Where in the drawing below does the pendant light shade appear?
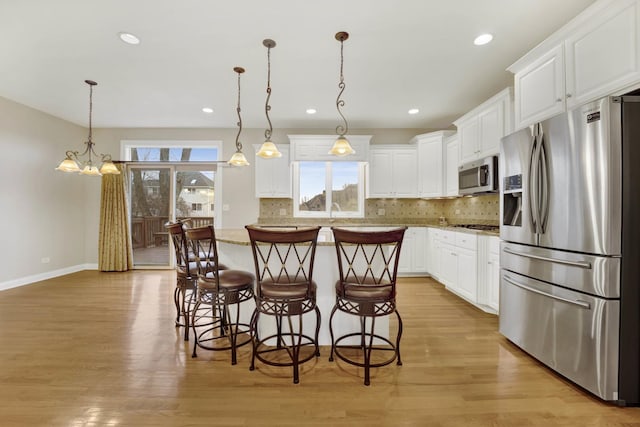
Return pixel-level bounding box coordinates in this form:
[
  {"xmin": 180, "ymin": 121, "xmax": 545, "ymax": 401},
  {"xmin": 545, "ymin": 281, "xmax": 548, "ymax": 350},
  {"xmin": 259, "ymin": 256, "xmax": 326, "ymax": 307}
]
[
  {"xmin": 228, "ymin": 67, "xmax": 250, "ymax": 167},
  {"xmin": 329, "ymin": 31, "xmax": 355, "ymax": 157},
  {"xmin": 256, "ymin": 39, "xmax": 282, "ymax": 159},
  {"xmin": 55, "ymin": 80, "xmax": 120, "ymax": 175}
]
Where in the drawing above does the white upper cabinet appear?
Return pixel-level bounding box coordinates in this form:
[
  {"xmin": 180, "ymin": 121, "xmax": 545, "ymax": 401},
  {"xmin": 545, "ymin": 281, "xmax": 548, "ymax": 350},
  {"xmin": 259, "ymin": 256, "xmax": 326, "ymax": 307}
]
[
  {"xmin": 510, "ymin": 0, "xmax": 640, "ymax": 130},
  {"xmin": 412, "ymin": 131, "xmax": 454, "ymax": 198},
  {"xmin": 513, "ymin": 44, "xmax": 565, "ymax": 128},
  {"xmin": 254, "ymin": 144, "xmax": 291, "ymax": 198},
  {"xmin": 367, "ymin": 145, "xmax": 418, "ymax": 198},
  {"xmin": 454, "ymin": 88, "xmax": 513, "ymax": 165},
  {"xmin": 445, "ymin": 134, "xmax": 459, "ymax": 197}
]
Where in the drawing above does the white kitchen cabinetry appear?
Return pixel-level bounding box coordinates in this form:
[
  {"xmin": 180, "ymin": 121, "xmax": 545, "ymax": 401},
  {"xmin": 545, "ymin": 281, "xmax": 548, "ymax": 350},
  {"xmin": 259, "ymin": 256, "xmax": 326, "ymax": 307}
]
[
  {"xmin": 445, "ymin": 134, "xmax": 459, "ymax": 197},
  {"xmin": 367, "ymin": 146, "xmax": 418, "ymax": 198},
  {"xmin": 477, "ymin": 235, "xmax": 500, "ymax": 314},
  {"xmin": 254, "ymin": 144, "xmax": 291, "ymax": 198},
  {"xmin": 426, "ymin": 228, "xmax": 442, "ymax": 280},
  {"xmin": 454, "ymin": 88, "xmax": 513, "ymax": 165},
  {"xmin": 510, "ymin": 0, "xmax": 640, "ymax": 130},
  {"xmin": 411, "ymin": 131, "xmax": 455, "ymax": 198},
  {"xmin": 398, "ymin": 227, "xmax": 427, "ymax": 275},
  {"xmin": 433, "ymin": 230, "xmax": 478, "ymax": 304}
]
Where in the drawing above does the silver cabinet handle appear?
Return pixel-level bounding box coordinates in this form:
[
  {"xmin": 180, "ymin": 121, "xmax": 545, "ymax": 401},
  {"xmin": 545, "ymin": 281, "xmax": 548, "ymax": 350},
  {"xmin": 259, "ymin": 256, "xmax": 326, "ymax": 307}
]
[
  {"xmin": 503, "ymin": 247, "xmax": 592, "ymax": 269},
  {"xmin": 556, "ymin": 98, "xmax": 562, "ymax": 102},
  {"xmin": 503, "ymin": 275, "xmax": 591, "ymax": 309},
  {"xmin": 566, "ymin": 93, "xmax": 572, "ymax": 98}
]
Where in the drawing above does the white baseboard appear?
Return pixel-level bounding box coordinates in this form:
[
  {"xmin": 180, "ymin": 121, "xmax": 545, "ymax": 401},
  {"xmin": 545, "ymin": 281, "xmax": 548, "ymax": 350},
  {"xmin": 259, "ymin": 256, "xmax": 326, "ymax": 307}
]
[{"xmin": 0, "ymin": 264, "xmax": 97, "ymax": 292}]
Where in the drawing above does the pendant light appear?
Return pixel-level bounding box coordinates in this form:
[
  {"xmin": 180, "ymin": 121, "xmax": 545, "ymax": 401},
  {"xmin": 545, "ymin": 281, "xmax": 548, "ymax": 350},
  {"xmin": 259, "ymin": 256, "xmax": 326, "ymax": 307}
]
[
  {"xmin": 256, "ymin": 39, "xmax": 282, "ymax": 159},
  {"xmin": 228, "ymin": 67, "xmax": 250, "ymax": 167},
  {"xmin": 329, "ymin": 31, "xmax": 355, "ymax": 156},
  {"xmin": 55, "ymin": 80, "xmax": 120, "ymax": 175}
]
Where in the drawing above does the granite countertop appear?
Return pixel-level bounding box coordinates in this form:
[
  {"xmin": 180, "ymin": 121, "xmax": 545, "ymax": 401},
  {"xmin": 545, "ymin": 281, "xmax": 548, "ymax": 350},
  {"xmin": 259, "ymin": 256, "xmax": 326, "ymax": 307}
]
[{"xmin": 216, "ymin": 224, "xmax": 499, "ymax": 246}]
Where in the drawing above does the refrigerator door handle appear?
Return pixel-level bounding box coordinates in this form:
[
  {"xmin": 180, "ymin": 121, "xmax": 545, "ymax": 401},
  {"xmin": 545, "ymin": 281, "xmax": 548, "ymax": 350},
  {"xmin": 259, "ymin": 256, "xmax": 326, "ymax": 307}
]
[
  {"xmin": 528, "ymin": 128, "xmax": 540, "ymax": 232},
  {"xmin": 503, "ymin": 275, "xmax": 592, "ymax": 309},
  {"xmin": 539, "ymin": 133, "xmax": 550, "ymax": 233},
  {"xmin": 503, "ymin": 246, "xmax": 593, "ymax": 269}
]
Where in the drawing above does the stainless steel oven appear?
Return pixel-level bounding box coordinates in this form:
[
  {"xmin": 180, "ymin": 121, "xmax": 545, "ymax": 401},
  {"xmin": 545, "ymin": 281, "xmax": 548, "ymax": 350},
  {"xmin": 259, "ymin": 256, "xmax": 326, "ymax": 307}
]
[{"xmin": 458, "ymin": 156, "xmax": 498, "ymax": 195}]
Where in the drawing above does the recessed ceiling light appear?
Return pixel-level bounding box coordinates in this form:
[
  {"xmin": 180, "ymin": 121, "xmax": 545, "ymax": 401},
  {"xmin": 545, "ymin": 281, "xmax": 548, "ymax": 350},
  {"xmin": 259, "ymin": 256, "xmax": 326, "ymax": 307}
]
[
  {"xmin": 474, "ymin": 33, "xmax": 493, "ymax": 46},
  {"xmin": 306, "ymin": 108, "xmax": 317, "ymax": 114},
  {"xmin": 408, "ymin": 108, "xmax": 420, "ymax": 115},
  {"xmin": 118, "ymin": 32, "xmax": 140, "ymax": 45},
  {"xmin": 202, "ymin": 107, "xmax": 214, "ymax": 114}
]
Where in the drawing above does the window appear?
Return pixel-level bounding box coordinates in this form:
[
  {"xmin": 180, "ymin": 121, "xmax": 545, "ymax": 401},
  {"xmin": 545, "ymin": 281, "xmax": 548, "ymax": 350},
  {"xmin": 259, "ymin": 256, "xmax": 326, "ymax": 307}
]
[
  {"xmin": 192, "ymin": 203, "xmax": 203, "ymax": 211},
  {"xmin": 293, "ymin": 161, "xmax": 364, "ymax": 218}
]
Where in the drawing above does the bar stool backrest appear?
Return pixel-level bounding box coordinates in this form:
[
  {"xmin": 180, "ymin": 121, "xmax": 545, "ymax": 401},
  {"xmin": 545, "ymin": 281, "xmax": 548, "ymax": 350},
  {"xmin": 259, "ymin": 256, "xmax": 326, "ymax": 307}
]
[
  {"xmin": 166, "ymin": 220, "xmax": 191, "ymax": 276},
  {"xmin": 245, "ymin": 226, "xmax": 321, "ymax": 297},
  {"xmin": 331, "ymin": 227, "xmax": 407, "ymax": 298},
  {"xmin": 185, "ymin": 225, "xmax": 221, "ymax": 284}
]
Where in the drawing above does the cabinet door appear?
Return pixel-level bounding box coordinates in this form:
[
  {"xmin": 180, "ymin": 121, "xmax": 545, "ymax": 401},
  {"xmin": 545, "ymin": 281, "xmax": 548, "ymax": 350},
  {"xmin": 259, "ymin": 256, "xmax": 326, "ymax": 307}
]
[
  {"xmin": 392, "ymin": 149, "xmax": 419, "ymax": 197},
  {"xmin": 445, "ymin": 136, "xmax": 459, "ymax": 196},
  {"xmin": 411, "ymin": 228, "xmax": 427, "ymax": 272},
  {"xmin": 368, "ymin": 149, "xmax": 393, "ymax": 197},
  {"xmin": 439, "ymin": 243, "xmax": 458, "ymax": 290},
  {"xmin": 488, "ymin": 251, "xmax": 500, "ymax": 312},
  {"xmin": 418, "ymin": 138, "xmax": 444, "ymax": 197},
  {"xmin": 456, "ymin": 247, "xmax": 477, "ymax": 303},
  {"xmin": 478, "ymin": 102, "xmax": 503, "ymax": 157},
  {"xmin": 514, "ymin": 44, "xmax": 565, "ymax": 130},
  {"xmin": 254, "ymin": 145, "xmax": 291, "ymax": 198},
  {"xmin": 565, "ymin": 0, "xmax": 640, "ymax": 109},
  {"xmin": 459, "ymin": 118, "xmax": 480, "ymax": 164},
  {"xmin": 398, "ymin": 229, "xmax": 415, "ymax": 273}
]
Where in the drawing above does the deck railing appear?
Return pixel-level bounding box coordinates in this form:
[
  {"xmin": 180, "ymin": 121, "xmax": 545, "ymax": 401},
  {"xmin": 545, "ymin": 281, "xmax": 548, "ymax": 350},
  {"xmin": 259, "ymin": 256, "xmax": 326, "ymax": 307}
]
[{"xmin": 131, "ymin": 216, "xmax": 213, "ymax": 249}]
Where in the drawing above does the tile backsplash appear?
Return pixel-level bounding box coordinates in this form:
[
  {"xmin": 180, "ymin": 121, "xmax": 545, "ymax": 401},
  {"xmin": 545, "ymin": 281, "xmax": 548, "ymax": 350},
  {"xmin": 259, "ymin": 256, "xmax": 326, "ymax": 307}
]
[{"xmin": 258, "ymin": 194, "xmax": 499, "ymax": 226}]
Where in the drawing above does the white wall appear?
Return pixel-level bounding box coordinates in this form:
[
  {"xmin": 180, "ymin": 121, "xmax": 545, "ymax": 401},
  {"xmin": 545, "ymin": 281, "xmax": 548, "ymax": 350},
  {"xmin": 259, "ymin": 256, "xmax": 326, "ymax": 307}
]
[{"xmin": 0, "ymin": 96, "xmax": 89, "ymax": 289}]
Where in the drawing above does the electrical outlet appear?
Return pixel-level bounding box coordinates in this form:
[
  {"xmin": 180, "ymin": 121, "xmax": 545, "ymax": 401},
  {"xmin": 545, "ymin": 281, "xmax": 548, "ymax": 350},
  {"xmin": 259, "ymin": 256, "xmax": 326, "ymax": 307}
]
[
  {"xmin": 223, "ymin": 204, "xmax": 230, "ymax": 211},
  {"xmin": 279, "ymin": 208, "xmax": 287, "ymax": 216},
  {"xmin": 41, "ymin": 257, "xmax": 50, "ymax": 264},
  {"xmin": 377, "ymin": 208, "xmax": 385, "ymax": 216}
]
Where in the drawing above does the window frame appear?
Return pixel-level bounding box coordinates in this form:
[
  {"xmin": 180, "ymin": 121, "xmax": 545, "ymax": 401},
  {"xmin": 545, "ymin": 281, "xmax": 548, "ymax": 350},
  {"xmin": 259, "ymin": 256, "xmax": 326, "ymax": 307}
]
[{"xmin": 292, "ymin": 161, "xmax": 365, "ymax": 219}]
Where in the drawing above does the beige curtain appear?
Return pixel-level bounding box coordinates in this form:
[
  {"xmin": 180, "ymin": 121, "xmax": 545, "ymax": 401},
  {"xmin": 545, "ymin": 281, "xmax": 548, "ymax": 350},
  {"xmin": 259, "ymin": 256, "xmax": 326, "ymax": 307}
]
[{"xmin": 99, "ymin": 163, "xmax": 133, "ymax": 271}]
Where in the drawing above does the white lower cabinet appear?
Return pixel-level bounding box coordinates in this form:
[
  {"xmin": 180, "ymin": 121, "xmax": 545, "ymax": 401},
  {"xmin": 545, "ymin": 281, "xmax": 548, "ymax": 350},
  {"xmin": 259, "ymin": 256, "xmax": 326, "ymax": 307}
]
[
  {"xmin": 398, "ymin": 227, "xmax": 427, "ymax": 275},
  {"xmin": 425, "ymin": 227, "xmax": 498, "ymax": 314},
  {"xmin": 476, "ymin": 235, "xmax": 500, "ymax": 314}
]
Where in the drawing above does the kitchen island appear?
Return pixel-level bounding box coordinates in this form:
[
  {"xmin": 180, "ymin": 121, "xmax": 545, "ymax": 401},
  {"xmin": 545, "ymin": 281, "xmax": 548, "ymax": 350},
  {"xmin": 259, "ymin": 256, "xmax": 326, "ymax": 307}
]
[{"xmin": 215, "ymin": 228, "xmax": 390, "ymax": 345}]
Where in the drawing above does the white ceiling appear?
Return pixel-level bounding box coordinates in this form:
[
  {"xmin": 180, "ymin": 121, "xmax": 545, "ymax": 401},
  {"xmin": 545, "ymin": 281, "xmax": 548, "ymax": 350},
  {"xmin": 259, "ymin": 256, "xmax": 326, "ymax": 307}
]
[{"xmin": 0, "ymin": 0, "xmax": 595, "ymax": 130}]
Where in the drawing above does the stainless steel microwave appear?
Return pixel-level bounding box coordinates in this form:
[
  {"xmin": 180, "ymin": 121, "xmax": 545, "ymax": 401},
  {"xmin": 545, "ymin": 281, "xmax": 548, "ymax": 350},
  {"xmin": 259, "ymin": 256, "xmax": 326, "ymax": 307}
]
[{"xmin": 458, "ymin": 156, "xmax": 498, "ymax": 195}]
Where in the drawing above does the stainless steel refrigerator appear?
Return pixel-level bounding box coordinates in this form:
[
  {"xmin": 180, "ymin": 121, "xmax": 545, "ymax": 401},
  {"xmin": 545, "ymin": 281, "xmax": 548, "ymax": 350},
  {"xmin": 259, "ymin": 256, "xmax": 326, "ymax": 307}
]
[{"xmin": 499, "ymin": 95, "xmax": 640, "ymax": 405}]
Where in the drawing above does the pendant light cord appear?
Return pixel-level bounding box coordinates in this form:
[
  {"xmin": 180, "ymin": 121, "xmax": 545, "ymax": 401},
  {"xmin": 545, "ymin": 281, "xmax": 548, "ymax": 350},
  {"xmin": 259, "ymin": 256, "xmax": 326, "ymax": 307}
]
[
  {"xmin": 264, "ymin": 42, "xmax": 273, "ymax": 141},
  {"xmin": 235, "ymin": 69, "xmax": 243, "ymax": 151},
  {"xmin": 336, "ymin": 35, "xmax": 348, "ymax": 137}
]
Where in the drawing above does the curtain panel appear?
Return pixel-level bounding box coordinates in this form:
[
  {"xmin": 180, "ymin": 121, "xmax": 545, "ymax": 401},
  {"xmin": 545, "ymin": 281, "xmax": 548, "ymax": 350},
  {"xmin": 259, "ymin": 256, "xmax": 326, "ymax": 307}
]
[{"xmin": 99, "ymin": 164, "xmax": 133, "ymax": 271}]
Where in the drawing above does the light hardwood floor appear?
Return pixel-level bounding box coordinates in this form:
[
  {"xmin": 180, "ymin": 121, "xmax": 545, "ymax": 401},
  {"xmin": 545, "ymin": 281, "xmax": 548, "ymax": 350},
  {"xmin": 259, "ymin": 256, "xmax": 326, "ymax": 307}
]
[{"xmin": 0, "ymin": 271, "xmax": 638, "ymax": 426}]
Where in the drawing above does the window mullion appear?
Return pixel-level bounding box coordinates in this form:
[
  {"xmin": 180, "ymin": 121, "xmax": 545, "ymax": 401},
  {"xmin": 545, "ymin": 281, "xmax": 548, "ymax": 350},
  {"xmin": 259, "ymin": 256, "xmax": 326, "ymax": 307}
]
[{"xmin": 325, "ymin": 162, "xmax": 332, "ymax": 215}]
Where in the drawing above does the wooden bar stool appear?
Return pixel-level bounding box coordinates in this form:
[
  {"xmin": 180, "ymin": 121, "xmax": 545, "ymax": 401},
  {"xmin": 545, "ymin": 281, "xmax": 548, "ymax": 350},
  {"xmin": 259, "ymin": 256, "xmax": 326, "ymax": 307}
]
[
  {"xmin": 185, "ymin": 225, "xmax": 254, "ymax": 365},
  {"xmin": 329, "ymin": 227, "xmax": 407, "ymax": 385},
  {"xmin": 245, "ymin": 225, "xmax": 321, "ymax": 384}
]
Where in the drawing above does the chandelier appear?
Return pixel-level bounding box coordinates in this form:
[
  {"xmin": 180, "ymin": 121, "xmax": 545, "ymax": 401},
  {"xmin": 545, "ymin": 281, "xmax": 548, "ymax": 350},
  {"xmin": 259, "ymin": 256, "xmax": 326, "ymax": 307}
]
[
  {"xmin": 329, "ymin": 31, "xmax": 355, "ymax": 156},
  {"xmin": 55, "ymin": 80, "xmax": 120, "ymax": 176},
  {"xmin": 256, "ymin": 39, "xmax": 282, "ymax": 159},
  {"xmin": 228, "ymin": 66, "xmax": 250, "ymax": 166}
]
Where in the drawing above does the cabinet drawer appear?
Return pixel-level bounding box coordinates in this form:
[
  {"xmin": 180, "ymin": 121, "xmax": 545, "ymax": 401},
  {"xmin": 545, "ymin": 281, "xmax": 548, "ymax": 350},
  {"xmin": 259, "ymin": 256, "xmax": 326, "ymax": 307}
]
[
  {"xmin": 440, "ymin": 230, "xmax": 456, "ymax": 244},
  {"xmin": 455, "ymin": 232, "xmax": 477, "ymax": 250}
]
